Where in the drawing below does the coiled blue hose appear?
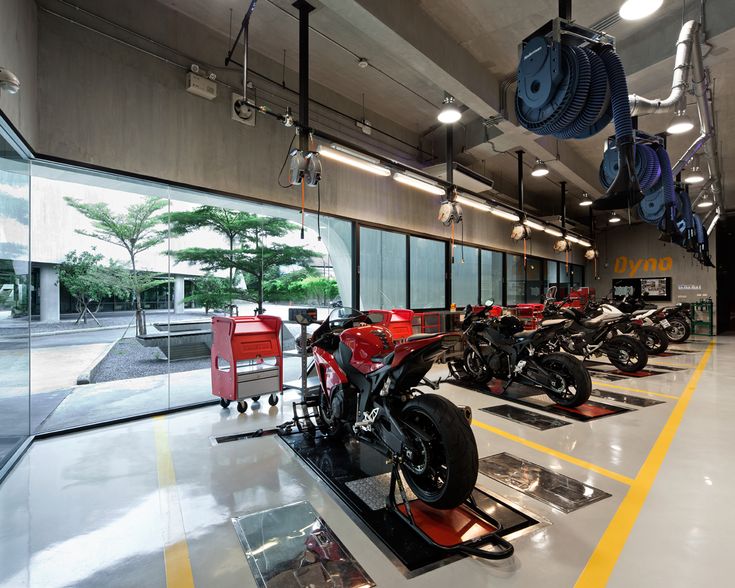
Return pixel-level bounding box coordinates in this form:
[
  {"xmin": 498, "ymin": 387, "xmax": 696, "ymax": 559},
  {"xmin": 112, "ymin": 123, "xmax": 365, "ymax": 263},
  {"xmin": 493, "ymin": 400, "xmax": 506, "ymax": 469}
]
[{"xmin": 600, "ymin": 143, "xmax": 661, "ymax": 192}]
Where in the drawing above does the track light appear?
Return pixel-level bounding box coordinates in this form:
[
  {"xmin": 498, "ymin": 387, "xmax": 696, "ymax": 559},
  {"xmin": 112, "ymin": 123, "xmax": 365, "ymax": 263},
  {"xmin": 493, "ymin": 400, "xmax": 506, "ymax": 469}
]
[
  {"xmin": 0, "ymin": 67, "xmax": 20, "ymax": 94},
  {"xmin": 697, "ymin": 190, "xmax": 714, "ymax": 208},
  {"xmin": 455, "ymin": 194, "xmax": 492, "ymax": 211},
  {"xmin": 684, "ymin": 162, "xmax": 705, "ymax": 185},
  {"xmin": 544, "ymin": 227, "xmax": 563, "ymax": 237},
  {"xmin": 317, "ymin": 145, "xmax": 391, "ymax": 176},
  {"xmin": 531, "ymin": 159, "xmax": 549, "ymax": 177},
  {"xmin": 437, "ymin": 94, "xmax": 461, "ymax": 124},
  {"xmin": 579, "ymin": 193, "xmax": 593, "ymax": 206},
  {"xmin": 619, "ymin": 0, "xmax": 663, "ymax": 21},
  {"xmin": 579, "ymin": 239, "xmax": 592, "ymax": 248},
  {"xmin": 490, "ymin": 207, "xmax": 520, "ymax": 222},
  {"xmin": 609, "ymin": 211, "xmax": 621, "ymax": 224},
  {"xmin": 523, "ymin": 218, "xmax": 546, "ymax": 231},
  {"xmin": 393, "ymin": 172, "xmax": 446, "ymax": 195}
]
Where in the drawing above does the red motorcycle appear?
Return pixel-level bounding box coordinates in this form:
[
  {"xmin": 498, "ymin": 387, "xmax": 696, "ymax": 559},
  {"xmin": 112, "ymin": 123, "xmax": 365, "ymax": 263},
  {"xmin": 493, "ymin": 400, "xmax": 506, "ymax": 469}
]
[{"xmin": 306, "ymin": 307, "xmax": 478, "ymax": 510}]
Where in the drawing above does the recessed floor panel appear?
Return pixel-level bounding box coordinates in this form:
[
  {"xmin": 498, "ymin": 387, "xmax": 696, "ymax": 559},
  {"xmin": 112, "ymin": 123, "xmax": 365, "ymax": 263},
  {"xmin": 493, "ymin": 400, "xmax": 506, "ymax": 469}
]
[
  {"xmin": 480, "ymin": 404, "xmax": 571, "ymax": 430},
  {"xmin": 233, "ymin": 500, "xmax": 375, "ymax": 588},
  {"xmin": 590, "ymin": 388, "xmax": 665, "ymax": 407},
  {"xmin": 478, "ymin": 453, "xmax": 612, "ymax": 513}
]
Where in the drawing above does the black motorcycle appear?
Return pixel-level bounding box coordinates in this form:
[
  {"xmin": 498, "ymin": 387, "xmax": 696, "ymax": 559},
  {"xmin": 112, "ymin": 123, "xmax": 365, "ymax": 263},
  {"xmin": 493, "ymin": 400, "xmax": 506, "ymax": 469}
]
[
  {"xmin": 448, "ymin": 304, "xmax": 591, "ymax": 408},
  {"xmin": 609, "ymin": 294, "xmax": 691, "ymax": 343},
  {"xmin": 542, "ymin": 300, "xmax": 649, "ymax": 373}
]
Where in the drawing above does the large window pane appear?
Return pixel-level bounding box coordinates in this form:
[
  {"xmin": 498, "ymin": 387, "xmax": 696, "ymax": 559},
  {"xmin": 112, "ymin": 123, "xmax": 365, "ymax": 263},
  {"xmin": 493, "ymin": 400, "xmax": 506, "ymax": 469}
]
[
  {"xmin": 410, "ymin": 236, "xmax": 445, "ymax": 309},
  {"xmin": 451, "ymin": 246, "xmax": 478, "ymax": 308},
  {"xmin": 526, "ymin": 257, "xmax": 544, "ymax": 303},
  {"xmin": 0, "ymin": 135, "xmax": 30, "ymax": 467},
  {"xmin": 359, "ymin": 227, "xmax": 406, "ymax": 309},
  {"xmin": 30, "ymin": 163, "xmax": 171, "ymax": 432},
  {"xmin": 480, "ymin": 250, "xmax": 503, "ymax": 305},
  {"xmin": 506, "ymin": 254, "xmax": 525, "ymax": 305}
]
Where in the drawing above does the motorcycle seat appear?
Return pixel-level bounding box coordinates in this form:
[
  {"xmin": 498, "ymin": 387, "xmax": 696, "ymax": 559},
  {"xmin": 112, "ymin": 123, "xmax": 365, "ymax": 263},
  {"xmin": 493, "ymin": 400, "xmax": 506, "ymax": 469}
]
[
  {"xmin": 541, "ymin": 318, "xmax": 566, "ymax": 326},
  {"xmin": 406, "ymin": 333, "xmax": 436, "ymax": 341},
  {"xmin": 513, "ymin": 329, "xmax": 536, "ymax": 339}
]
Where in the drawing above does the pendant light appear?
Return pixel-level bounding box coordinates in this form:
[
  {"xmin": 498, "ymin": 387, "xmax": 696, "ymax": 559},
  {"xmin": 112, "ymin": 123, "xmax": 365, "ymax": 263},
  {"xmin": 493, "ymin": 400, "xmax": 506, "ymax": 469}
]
[
  {"xmin": 531, "ymin": 159, "xmax": 549, "ymax": 177},
  {"xmin": 437, "ymin": 94, "xmax": 461, "ymax": 124},
  {"xmin": 619, "ymin": 0, "xmax": 664, "ymax": 21},
  {"xmin": 579, "ymin": 192, "xmax": 593, "ymax": 206}
]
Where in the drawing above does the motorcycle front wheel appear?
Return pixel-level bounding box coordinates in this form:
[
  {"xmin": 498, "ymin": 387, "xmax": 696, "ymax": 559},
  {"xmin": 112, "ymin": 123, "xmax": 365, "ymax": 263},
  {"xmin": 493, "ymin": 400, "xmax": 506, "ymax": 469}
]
[
  {"xmin": 606, "ymin": 335, "xmax": 648, "ymax": 372},
  {"xmin": 638, "ymin": 326, "xmax": 669, "ymax": 354},
  {"xmin": 400, "ymin": 394, "xmax": 478, "ymax": 510},
  {"xmin": 665, "ymin": 318, "xmax": 691, "ymax": 343},
  {"xmin": 463, "ymin": 348, "xmax": 492, "ymax": 384},
  {"xmin": 539, "ymin": 353, "xmax": 591, "ymax": 407}
]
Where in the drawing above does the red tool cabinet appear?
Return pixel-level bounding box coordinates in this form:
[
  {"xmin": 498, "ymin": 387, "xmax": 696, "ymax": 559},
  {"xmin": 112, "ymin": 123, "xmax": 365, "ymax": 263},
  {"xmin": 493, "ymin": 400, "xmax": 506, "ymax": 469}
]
[
  {"xmin": 388, "ymin": 308, "xmax": 415, "ymax": 341},
  {"xmin": 211, "ymin": 315, "xmax": 283, "ymax": 413}
]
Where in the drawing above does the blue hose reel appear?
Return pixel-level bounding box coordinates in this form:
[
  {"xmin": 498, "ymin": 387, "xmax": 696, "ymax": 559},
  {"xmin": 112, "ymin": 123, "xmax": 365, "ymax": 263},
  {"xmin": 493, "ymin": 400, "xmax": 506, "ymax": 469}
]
[{"xmin": 516, "ymin": 25, "xmax": 643, "ymax": 210}]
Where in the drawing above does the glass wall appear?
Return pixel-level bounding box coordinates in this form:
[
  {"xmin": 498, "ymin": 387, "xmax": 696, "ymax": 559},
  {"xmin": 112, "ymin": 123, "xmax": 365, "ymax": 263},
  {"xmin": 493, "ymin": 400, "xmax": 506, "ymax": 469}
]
[
  {"xmin": 410, "ymin": 236, "xmax": 445, "ymax": 309},
  {"xmin": 525, "ymin": 257, "xmax": 545, "ymax": 303},
  {"xmin": 359, "ymin": 227, "xmax": 406, "ymax": 309},
  {"xmin": 451, "ymin": 245, "xmax": 478, "ymax": 308},
  {"xmin": 480, "ymin": 250, "xmax": 503, "ymax": 305},
  {"xmin": 506, "ymin": 253, "xmax": 525, "ymax": 305},
  {"xmin": 27, "ymin": 162, "xmax": 353, "ymax": 432},
  {"xmin": 0, "ymin": 132, "xmax": 30, "ymax": 468}
]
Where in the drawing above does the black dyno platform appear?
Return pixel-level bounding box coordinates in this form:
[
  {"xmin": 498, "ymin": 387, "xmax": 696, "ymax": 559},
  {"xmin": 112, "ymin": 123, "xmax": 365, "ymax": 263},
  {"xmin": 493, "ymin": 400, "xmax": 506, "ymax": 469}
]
[
  {"xmin": 279, "ymin": 431, "xmax": 539, "ymax": 574},
  {"xmin": 448, "ymin": 378, "xmax": 633, "ymax": 422},
  {"xmin": 591, "ymin": 388, "xmax": 665, "ymax": 407},
  {"xmin": 480, "ymin": 404, "xmax": 571, "ymax": 430}
]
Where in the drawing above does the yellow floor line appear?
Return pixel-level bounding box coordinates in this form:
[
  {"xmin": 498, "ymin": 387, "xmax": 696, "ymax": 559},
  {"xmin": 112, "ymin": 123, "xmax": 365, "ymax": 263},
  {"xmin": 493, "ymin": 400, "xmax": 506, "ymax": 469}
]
[
  {"xmin": 575, "ymin": 340, "xmax": 715, "ymax": 587},
  {"xmin": 591, "ymin": 381, "xmax": 680, "ymax": 400},
  {"xmin": 471, "ymin": 419, "xmax": 634, "ymax": 486},
  {"xmin": 154, "ymin": 416, "xmax": 196, "ymax": 588}
]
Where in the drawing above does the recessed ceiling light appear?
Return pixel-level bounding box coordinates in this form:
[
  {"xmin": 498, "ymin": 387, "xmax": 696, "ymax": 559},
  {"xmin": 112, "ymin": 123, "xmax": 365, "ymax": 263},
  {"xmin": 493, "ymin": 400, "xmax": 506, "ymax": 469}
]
[{"xmin": 609, "ymin": 211, "xmax": 622, "ymax": 224}]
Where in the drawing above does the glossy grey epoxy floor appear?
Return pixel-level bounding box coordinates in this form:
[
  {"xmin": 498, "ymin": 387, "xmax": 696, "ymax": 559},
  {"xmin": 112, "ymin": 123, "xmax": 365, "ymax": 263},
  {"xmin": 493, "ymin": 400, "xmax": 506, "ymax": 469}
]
[{"xmin": 0, "ymin": 337, "xmax": 732, "ymax": 587}]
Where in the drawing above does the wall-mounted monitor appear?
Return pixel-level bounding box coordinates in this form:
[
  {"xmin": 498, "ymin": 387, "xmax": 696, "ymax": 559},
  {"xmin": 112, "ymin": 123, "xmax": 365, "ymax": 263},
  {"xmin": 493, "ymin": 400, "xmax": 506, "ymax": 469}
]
[{"xmin": 612, "ymin": 277, "xmax": 672, "ymax": 301}]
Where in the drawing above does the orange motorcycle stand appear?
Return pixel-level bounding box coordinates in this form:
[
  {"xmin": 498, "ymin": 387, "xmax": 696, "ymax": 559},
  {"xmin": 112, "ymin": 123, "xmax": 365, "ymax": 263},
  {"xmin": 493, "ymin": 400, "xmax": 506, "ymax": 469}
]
[{"xmin": 387, "ymin": 459, "xmax": 514, "ymax": 560}]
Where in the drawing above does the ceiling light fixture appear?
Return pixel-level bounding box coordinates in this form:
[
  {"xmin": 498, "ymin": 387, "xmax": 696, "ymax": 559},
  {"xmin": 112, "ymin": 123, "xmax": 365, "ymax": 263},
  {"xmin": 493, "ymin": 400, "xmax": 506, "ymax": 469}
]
[
  {"xmin": 523, "ymin": 218, "xmax": 546, "ymax": 231},
  {"xmin": 696, "ymin": 190, "xmax": 714, "ymax": 208},
  {"xmin": 455, "ymin": 193, "xmax": 492, "ymax": 211},
  {"xmin": 490, "ymin": 207, "xmax": 521, "ymax": 222},
  {"xmin": 666, "ymin": 108, "xmax": 695, "ymax": 135},
  {"xmin": 544, "ymin": 227, "xmax": 563, "ymax": 237},
  {"xmin": 579, "ymin": 239, "xmax": 592, "ymax": 248},
  {"xmin": 565, "ymin": 234, "xmax": 582, "ymax": 245},
  {"xmin": 318, "ymin": 145, "xmax": 391, "ymax": 176},
  {"xmin": 619, "ymin": 0, "xmax": 664, "ymax": 21},
  {"xmin": 393, "ymin": 172, "xmax": 446, "ymax": 195},
  {"xmin": 579, "ymin": 192, "xmax": 594, "ymax": 206},
  {"xmin": 0, "ymin": 67, "xmax": 20, "ymax": 94},
  {"xmin": 437, "ymin": 94, "xmax": 461, "ymax": 124},
  {"xmin": 706, "ymin": 211, "xmax": 720, "ymax": 236},
  {"xmin": 609, "ymin": 211, "xmax": 622, "ymax": 224},
  {"xmin": 684, "ymin": 162, "xmax": 705, "ymax": 185},
  {"xmin": 531, "ymin": 159, "xmax": 549, "ymax": 177}
]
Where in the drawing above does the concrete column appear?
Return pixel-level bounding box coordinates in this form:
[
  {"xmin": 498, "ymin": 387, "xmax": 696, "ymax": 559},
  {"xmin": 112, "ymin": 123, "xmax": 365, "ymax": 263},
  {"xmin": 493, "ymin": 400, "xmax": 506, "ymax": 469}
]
[
  {"xmin": 173, "ymin": 275, "xmax": 185, "ymax": 314},
  {"xmin": 39, "ymin": 264, "xmax": 60, "ymax": 323}
]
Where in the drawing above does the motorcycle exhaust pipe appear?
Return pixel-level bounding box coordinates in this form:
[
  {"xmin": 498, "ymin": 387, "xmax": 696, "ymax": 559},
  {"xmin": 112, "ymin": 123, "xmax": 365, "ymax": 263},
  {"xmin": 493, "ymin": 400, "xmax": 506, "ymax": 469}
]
[{"xmin": 458, "ymin": 405, "xmax": 473, "ymax": 423}]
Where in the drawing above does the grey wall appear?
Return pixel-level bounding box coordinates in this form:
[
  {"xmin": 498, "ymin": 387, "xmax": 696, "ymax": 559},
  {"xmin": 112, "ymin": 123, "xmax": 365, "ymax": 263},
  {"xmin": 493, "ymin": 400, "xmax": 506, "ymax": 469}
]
[
  {"xmin": 597, "ymin": 223, "xmax": 716, "ymax": 325},
  {"xmin": 0, "ymin": 0, "xmax": 38, "ymax": 145},
  {"xmin": 35, "ymin": 0, "xmax": 587, "ymax": 268}
]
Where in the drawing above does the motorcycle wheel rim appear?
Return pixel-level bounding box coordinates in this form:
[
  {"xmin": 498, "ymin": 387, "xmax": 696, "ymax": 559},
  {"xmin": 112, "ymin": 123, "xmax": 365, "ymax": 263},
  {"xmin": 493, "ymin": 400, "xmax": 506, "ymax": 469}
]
[
  {"xmin": 668, "ymin": 322, "xmax": 685, "ymax": 339},
  {"xmin": 401, "ymin": 412, "xmax": 447, "ymax": 496},
  {"xmin": 544, "ymin": 361, "xmax": 578, "ymax": 402},
  {"xmin": 465, "ymin": 350, "xmax": 486, "ymax": 379}
]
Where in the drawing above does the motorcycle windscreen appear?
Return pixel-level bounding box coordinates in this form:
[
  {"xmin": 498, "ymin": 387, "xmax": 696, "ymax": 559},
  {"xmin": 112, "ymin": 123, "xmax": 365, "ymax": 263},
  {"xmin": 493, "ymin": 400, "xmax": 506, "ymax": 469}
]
[{"xmin": 233, "ymin": 500, "xmax": 375, "ymax": 588}]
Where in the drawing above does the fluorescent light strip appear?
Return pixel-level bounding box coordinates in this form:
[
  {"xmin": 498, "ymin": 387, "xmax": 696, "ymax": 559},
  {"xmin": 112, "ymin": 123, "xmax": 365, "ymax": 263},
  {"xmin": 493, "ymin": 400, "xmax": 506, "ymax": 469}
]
[
  {"xmin": 707, "ymin": 213, "xmax": 720, "ymax": 236},
  {"xmin": 565, "ymin": 235, "xmax": 582, "ymax": 244},
  {"xmin": 456, "ymin": 194, "xmax": 492, "ymax": 211},
  {"xmin": 544, "ymin": 227, "xmax": 563, "ymax": 237},
  {"xmin": 579, "ymin": 239, "xmax": 592, "ymax": 248},
  {"xmin": 523, "ymin": 218, "xmax": 546, "ymax": 231},
  {"xmin": 491, "ymin": 207, "xmax": 520, "ymax": 222},
  {"xmin": 318, "ymin": 146, "xmax": 391, "ymax": 176},
  {"xmin": 393, "ymin": 172, "xmax": 446, "ymax": 195}
]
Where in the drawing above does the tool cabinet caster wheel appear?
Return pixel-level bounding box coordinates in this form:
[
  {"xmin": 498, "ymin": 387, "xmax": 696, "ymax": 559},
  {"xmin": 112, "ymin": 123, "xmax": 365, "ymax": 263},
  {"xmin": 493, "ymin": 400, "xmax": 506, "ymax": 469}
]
[
  {"xmin": 237, "ymin": 401, "xmax": 247, "ymax": 413},
  {"xmin": 268, "ymin": 394, "xmax": 279, "ymax": 406},
  {"xmin": 219, "ymin": 398, "xmax": 231, "ymax": 408},
  {"xmin": 251, "ymin": 396, "xmax": 261, "ymax": 402}
]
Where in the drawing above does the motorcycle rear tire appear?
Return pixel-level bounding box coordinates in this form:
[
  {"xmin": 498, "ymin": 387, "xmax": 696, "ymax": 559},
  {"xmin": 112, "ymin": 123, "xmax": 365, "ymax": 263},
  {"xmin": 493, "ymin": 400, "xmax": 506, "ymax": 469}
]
[
  {"xmin": 665, "ymin": 318, "xmax": 691, "ymax": 343},
  {"xmin": 639, "ymin": 326, "xmax": 669, "ymax": 354},
  {"xmin": 539, "ymin": 353, "xmax": 592, "ymax": 407},
  {"xmin": 400, "ymin": 394, "xmax": 478, "ymax": 510},
  {"xmin": 606, "ymin": 336, "xmax": 648, "ymax": 372}
]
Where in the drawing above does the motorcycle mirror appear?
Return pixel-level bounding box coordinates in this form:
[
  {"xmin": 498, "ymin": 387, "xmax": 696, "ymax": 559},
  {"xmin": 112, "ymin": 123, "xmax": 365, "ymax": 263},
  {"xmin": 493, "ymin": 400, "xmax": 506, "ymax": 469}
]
[{"xmin": 485, "ymin": 299, "xmax": 494, "ymax": 307}]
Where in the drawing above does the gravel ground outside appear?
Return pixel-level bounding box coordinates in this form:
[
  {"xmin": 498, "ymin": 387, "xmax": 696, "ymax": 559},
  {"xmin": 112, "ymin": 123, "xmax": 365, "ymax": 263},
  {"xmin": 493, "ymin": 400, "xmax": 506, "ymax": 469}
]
[
  {"xmin": 92, "ymin": 338, "xmax": 209, "ymax": 383},
  {"xmin": 31, "ymin": 310, "xmax": 213, "ymax": 334}
]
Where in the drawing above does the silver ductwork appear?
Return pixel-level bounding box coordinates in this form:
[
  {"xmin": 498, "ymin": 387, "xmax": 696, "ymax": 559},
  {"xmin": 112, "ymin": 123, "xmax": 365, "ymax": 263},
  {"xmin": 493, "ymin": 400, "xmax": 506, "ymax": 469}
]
[{"xmin": 628, "ymin": 19, "xmax": 724, "ymax": 214}]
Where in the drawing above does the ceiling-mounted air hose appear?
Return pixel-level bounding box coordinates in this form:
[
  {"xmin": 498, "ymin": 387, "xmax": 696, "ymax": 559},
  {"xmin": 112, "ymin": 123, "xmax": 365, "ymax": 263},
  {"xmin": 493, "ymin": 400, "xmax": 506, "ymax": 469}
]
[{"xmin": 692, "ymin": 214, "xmax": 714, "ymax": 267}]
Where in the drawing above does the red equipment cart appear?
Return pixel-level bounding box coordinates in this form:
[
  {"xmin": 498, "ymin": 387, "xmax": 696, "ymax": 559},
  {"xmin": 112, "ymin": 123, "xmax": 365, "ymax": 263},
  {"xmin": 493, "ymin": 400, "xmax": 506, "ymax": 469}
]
[{"xmin": 211, "ymin": 315, "xmax": 283, "ymax": 413}]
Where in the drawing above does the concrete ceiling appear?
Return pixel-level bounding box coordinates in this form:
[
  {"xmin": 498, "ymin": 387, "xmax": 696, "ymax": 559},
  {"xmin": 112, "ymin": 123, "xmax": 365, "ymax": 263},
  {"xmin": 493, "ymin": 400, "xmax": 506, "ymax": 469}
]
[{"xmin": 157, "ymin": 0, "xmax": 735, "ymax": 217}]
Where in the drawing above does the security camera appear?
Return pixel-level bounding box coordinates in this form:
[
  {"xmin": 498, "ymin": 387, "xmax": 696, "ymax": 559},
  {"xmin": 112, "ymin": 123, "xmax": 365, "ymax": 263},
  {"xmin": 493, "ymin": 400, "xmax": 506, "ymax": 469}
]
[{"xmin": 0, "ymin": 67, "xmax": 20, "ymax": 94}]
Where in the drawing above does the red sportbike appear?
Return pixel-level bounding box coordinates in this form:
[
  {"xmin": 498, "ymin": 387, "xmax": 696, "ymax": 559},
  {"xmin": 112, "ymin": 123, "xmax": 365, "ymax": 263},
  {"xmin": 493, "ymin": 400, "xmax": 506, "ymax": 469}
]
[{"xmin": 308, "ymin": 307, "xmax": 478, "ymax": 510}]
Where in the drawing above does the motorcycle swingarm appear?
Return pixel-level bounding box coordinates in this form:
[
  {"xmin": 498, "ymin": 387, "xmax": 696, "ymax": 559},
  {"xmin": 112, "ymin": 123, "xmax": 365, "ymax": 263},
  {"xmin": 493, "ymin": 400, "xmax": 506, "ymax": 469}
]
[{"xmin": 386, "ymin": 460, "xmax": 514, "ymax": 560}]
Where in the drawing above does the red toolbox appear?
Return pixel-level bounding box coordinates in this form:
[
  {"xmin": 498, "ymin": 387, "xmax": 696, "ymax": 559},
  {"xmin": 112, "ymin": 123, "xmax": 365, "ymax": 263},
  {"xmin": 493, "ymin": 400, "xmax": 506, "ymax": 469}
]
[
  {"xmin": 388, "ymin": 308, "xmax": 415, "ymax": 341},
  {"xmin": 211, "ymin": 315, "xmax": 283, "ymax": 413}
]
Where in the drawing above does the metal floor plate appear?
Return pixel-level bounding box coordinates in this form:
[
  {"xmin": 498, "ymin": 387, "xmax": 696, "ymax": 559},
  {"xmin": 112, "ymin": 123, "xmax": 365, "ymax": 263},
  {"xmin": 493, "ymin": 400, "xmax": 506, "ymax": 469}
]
[
  {"xmin": 346, "ymin": 472, "xmax": 417, "ymax": 511},
  {"xmin": 478, "ymin": 453, "xmax": 611, "ymax": 513},
  {"xmin": 232, "ymin": 500, "xmax": 375, "ymax": 588},
  {"xmin": 480, "ymin": 404, "xmax": 571, "ymax": 430},
  {"xmin": 590, "ymin": 388, "xmax": 665, "ymax": 407}
]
